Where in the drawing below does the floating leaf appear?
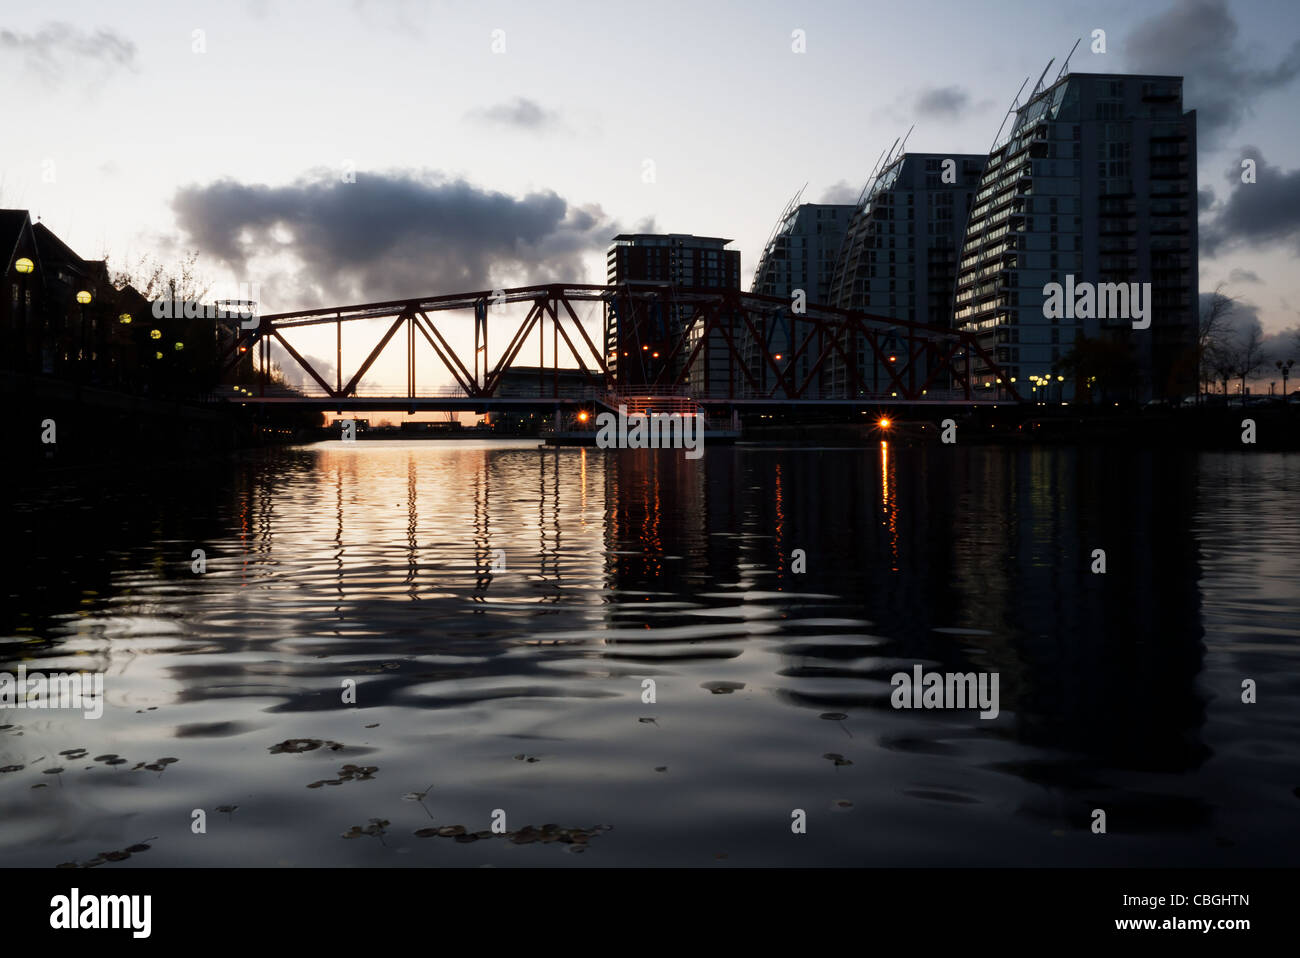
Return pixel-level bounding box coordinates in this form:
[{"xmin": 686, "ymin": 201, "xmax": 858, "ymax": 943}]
[
  {"xmin": 702, "ymin": 681, "xmax": 745, "ymax": 694},
  {"xmin": 269, "ymin": 738, "xmax": 343, "ymax": 754}
]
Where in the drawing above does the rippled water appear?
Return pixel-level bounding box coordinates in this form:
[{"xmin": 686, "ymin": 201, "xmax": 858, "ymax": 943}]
[{"xmin": 3, "ymin": 441, "xmax": 1297, "ymax": 866}]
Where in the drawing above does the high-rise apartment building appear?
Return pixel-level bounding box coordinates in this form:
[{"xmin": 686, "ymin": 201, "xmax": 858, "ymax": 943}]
[
  {"xmin": 824, "ymin": 152, "xmax": 985, "ymax": 396},
  {"xmin": 605, "ymin": 233, "xmax": 740, "ymax": 389},
  {"xmin": 954, "ymin": 73, "xmax": 1197, "ymax": 401},
  {"xmin": 745, "ymin": 200, "xmax": 855, "ymax": 394}
]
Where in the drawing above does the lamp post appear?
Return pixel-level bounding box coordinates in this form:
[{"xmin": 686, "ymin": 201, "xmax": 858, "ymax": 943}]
[
  {"xmin": 1277, "ymin": 359, "xmax": 1294, "ymax": 400},
  {"xmin": 15, "ymin": 257, "xmax": 33, "ymax": 371},
  {"xmin": 75, "ymin": 290, "xmax": 92, "ymax": 378}
]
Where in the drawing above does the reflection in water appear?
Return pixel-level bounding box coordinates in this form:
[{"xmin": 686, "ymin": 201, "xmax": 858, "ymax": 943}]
[
  {"xmin": 1, "ymin": 442, "xmax": 1297, "ymax": 867},
  {"xmin": 880, "ymin": 440, "xmax": 899, "ymax": 572}
]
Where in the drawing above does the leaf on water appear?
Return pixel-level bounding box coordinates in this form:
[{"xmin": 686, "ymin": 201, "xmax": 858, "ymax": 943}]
[
  {"xmin": 0, "ymin": 765, "xmax": 23, "ymax": 773},
  {"xmin": 269, "ymin": 738, "xmax": 344, "ymax": 754},
  {"xmin": 819, "ymin": 713, "xmax": 848, "ymax": 721},
  {"xmin": 157, "ymin": 758, "xmax": 178, "ymax": 765},
  {"xmin": 701, "ymin": 681, "xmax": 745, "ymax": 694},
  {"xmin": 216, "ymin": 806, "xmax": 238, "ymax": 814}
]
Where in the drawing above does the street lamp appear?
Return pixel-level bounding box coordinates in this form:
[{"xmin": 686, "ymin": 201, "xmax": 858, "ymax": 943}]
[
  {"xmin": 15, "ymin": 258, "xmax": 33, "ymax": 371},
  {"xmin": 76, "ymin": 290, "xmax": 92, "ymax": 372},
  {"xmin": 1277, "ymin": 359, "xmax": 1294, "ymax": 400}
]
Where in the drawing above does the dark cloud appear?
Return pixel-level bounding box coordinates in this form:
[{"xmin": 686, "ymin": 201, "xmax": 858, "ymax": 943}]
[
  {"xmin": 0, "ymin": 23, "xmax": 136, "ymax": 80},
  {"xmin": 1198, "ymin": 188, "xmax": 1215, "ymax": 212},
  {"xmin": 1200, "ymin": 148, "xmax": 1300, "ymax": 255},
  {"xmin": 1228, "ymin": 267, "xmax": 1262, "ymax": 284},
  {"xmin": 914, "ymin": 86, "xmax": 970, "ymax": 119},
  {"xmin": 1123, "ymin": 0, "xmax": 1300, "ymax": 147},
  {"xmin": 1260, "ymin": 326, "xmax": 1300, "ymax": 366},
  {"xmin": 1197, "ymin": 295, "xmax": 1298, "ymax": 375},
  {"xmin": 465, "ymin": 97, "xmax": 560, "ymax": 131},
  {"xmin": 171, "ymin": 170, "xmax": 616, "ymax": 306},
  {"xmin": 818, "ymin": 180, "xmax": 860, "ymax": 205}
]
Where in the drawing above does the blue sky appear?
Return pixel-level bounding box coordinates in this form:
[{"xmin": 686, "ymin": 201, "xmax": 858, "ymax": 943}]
[{"xmin": 4, "ymin": 0, "xmax": 1299, "ymax": 389}]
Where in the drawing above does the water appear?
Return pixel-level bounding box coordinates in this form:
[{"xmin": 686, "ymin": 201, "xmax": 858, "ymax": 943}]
[{"xmin": 3, "ymin": 441, "xmax": 1297, "ymax": 867}]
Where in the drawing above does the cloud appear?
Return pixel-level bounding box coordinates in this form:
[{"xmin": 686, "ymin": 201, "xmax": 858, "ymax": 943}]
[
  {"xmin": 1260, "ymin": 326, "xmax": 1300, "ymax": 367},
  {"xmin": 171, "ymin": 169, "xmax": 618, "ymax": 307},
  {"xmin": 465, "ymin": 97, "xmax": 561, "ymax": 131},
  {"xmin": 1200, "ymin": 148, "xmax": 1300, "ymax": 255},
  {"xmin": 914, "ymin": 86, "xmax": 971, "ymax": 119},
  {"xmin": 817, "ymin": 180, "xmax": 860, "ymax": 205},
  {"xmin": 1123, "ymin": 0, "xmax": 1300, "ymax": 147},
  {"xmin": 1228, "ymin": 267, "xmax": 1262, "ymax": 284},
  {"xmin": 0, "ymin": 23, "xmax": 136, "ymax": 82}
]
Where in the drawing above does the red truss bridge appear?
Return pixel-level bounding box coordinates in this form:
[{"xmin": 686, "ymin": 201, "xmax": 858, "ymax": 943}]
[{"xmin": 214, "ymin": 283, "xmax": 1022, "ymax": 411}]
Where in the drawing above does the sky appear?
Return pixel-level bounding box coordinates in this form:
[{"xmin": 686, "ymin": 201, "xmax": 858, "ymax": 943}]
[{"xmin": 3, "ymin": 0, "xmax": 1299, "ymax": 392}]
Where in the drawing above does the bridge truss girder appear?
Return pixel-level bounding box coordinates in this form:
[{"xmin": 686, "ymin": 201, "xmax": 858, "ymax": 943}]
[{"xmin": 216, "ymin": 283, "xmax": 1020, "ymax": 403}]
